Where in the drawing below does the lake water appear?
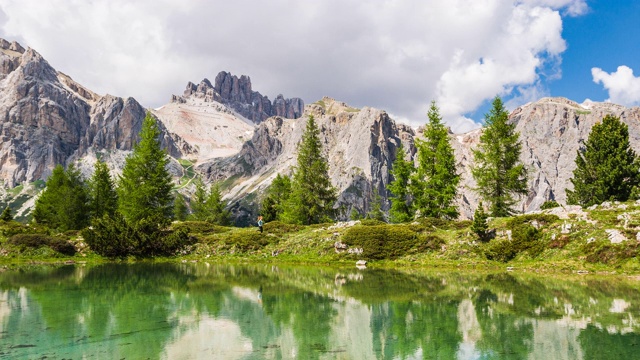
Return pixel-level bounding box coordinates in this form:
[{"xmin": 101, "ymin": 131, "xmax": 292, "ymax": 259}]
[{"xmin": 1, "ymin": 263, "xmax": 639, "ymax": 359}]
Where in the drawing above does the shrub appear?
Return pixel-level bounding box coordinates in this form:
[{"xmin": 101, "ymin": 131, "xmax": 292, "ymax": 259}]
[
  {"xmin": 483, "ymin": 224, "xmax": 543, "ymax": 262},
  {"xmin": 506, "ymin": 214, "xmax": 559, "ymax": 229},
  {"xmin": 1, "ymin": 221, "xmax": 51, "ymax": 237},
  {"xmin": 263, "ymin": 221, "xmax": 302, "ymax": 234},
  {"xmin": 582, "ymin": 240, "xmax": 639, "ymax": 264},
  {"xmin": 549, "ymin": 235, "xmax": 571, "ymax": 249},
  {"xmin": 8, "ymin": 234, "xmax": 76, "ymax": 256},
  {"xmin": 224, "ymin": 231, "xmax": 273, "ymax": 252},
  {"xmin": 342, "ymin": 225, "xmax": 425, "ymax": 260},
  {"xmin": 360, "ymin": 219, "xmax": 387, "ymax": 226},
  {"xmin": 173, "ymin": 221, "xmax": 231, "ymax": 235},
  {"xmin": 540, "ymin": 200, "xmax": 561, "ymax": 210}
]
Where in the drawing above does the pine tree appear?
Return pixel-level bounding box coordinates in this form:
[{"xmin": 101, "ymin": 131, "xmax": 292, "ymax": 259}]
[
  {"xmin": 411, "ymin": 101, "xmax": 460, "ymax": 219},
  {"xmin": 1, "ymin": 206, "xmax": 12, "ymax": 221},
  {"xmin": 173, "ymin": 193, "xmax": 189, "ymax": 221},
  {"xmin": 471, "ymin": 96, "xmax": 528, "ymax": 217},
  {"xmin": 471, "ymin": 201, "xmax": 489, "ymax": 241},
  {"xmin": 567, "ymin": 115, "xmax": 640, "ymax": 206},
  {"xmin": 118, "ymin": 112, "xmax": 174, "ymax": 226},
  {"xmin": 190, "ymin": 178, "xmax": 209, "ymax": 221},
  {"xmin": 388, "ymin": 143, "xmax": 415, "ymax": 223},
  {"xmin": 282, "ymin": 115, "xmax": 337, "ymax": 225},
  {"xmin": 88, "ymin": 160, "xmax": 118, "ymax": 219},
  {"xmin": 33, "ymin": 164, "xmax": 90, "ymax": 230},
  {"xmin": 367, "ymin": 188, "xmax": 386, "ymax": 222},
  {"xmin": 205, "ymin": 182, "xmax": 230, "ymax": 225},
  {"xmin": 261, "ymin": 173, "xmax": 291, "ymax": 222}
]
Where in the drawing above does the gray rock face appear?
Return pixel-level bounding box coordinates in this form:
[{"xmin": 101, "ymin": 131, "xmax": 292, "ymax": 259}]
[
  {"xmin": 0, "ymin": 38, "xmax": 190, "ymax": 187},
  {"xmin": 198, "ymin": 97, "xmax": 414, "ymax": 218},
  {"xmin": 179, "ymin": 71, "xmax": 304, "ymax": 123}
]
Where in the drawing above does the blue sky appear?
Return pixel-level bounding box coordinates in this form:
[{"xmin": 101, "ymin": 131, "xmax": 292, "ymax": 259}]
[{"xmin": 0, "ymin": 0, "xmax": 638, "ymax": 133}]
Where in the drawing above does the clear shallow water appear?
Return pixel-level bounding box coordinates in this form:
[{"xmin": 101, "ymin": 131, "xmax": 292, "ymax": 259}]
[{"xmin": 1, "ymin": 263, "xmax": 640, "ymax": 359}]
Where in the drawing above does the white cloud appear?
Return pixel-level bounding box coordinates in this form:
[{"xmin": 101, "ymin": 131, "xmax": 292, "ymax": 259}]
[
  {"xmin": 0, "ymin": 0, "xmax": 586, "ymax": 133},
  {"xmin": 592, "ymin": 66, "xmax": 640, "ymax": 107}
]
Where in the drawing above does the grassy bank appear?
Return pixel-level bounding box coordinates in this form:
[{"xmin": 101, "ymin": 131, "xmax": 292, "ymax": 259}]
[{"xmin": 1, "ymin": 201, "xmax": 640, "ymax": 275}]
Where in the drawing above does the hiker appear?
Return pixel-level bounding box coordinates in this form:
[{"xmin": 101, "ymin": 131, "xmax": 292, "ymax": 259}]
[{"xmin": 257, "ymin": 216, "xmax": 264, "ymax": 233}]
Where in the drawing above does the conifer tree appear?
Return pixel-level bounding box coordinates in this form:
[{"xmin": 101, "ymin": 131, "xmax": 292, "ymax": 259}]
[
  {"xmin": 33, "ymin": 164, "xmax": 90, "ymax": 230},
  {"xmin": 118, "ymin": 112, "xmax": 174, "ymax": 226},
  {"xmin": 411, "ymin": 101, "xmax": 460, "ymax": 219},
  {"xmin": 282, "ymin": 115, "xmax": 337, "ymax": 225},
  {"xmin": 1, "ymin": 206, "xmax": 12, "ymax": 222},
  {"xmin": 261, "ymin": 173, "xmax": 291, "ymax": 222},
  {"xmin": 367, "ymin": 188, "xmax": 386, "ymax": 222},
  {"xmin": 189, "ymin": 179, "xmax": 230, "ymax": 225},
  {"xmin": 472, "ymin": 96, "xmax": 528, "ymax": 217},
  {"xmin": 387, "ymin": 143, "xmax": 415, "ymax": 223},
  {"xmin": 567, "ymin": 115, "xmax": 640, "ymax": 206},
  {"xmin": 471, "ymin": 201, "xmax": 489, "ymax": 241},
  {"xmin": 88, "ymin": 160, "xmax": 118, "ymax": 219},
  {"xmin": 173, "ymin": 193, "xmax": 189, "ymax": 221}
]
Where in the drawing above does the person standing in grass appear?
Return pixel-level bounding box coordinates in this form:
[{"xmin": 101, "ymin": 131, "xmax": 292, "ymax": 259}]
[{"xmin": 257, "ymin": 216, "xmax": 264, "ymax": 234}]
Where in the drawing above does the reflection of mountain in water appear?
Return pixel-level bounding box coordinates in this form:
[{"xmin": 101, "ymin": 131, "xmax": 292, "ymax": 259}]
[{"xmin": 0, "ymin": 264, "xmax": 639, "ymax": 359}]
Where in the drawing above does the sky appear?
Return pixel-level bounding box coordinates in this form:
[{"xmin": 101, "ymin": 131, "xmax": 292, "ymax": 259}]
[{"xmin": 0, "ymin": 0, "xmax": 638, "ymax": 133}]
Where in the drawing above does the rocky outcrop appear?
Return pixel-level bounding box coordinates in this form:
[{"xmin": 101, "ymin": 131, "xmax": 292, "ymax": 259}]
[
  {"xmin": 178, "ymin": 71, "xmax": 304, "ymax": 123},
  {"xmin": 198, "ymin": 97, "xmax": 414, "ymax": 219},
  {"xmin": 0, "ymin": 38, "xmax": 190, "ymax": 187}
]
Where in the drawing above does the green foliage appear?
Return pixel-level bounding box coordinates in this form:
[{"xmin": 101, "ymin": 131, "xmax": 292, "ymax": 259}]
[
  {"xmin": 262, "ymin": 221, "xmax": 302, "ymax": 234},
  {"xmin": 411, "ymin": 101, "xmax": 460, "ymax": 219},
  {"xmin": 506, "ymin": 213, "xmax": 559, "ymax": 229},
  {"xmin": 282, "ymin": 115, "xmax": 337, "ymax": 224},
  {"xmin": 1, "ymin": 206, "xmax": 12, "ymax": 221},
  {"xmin": 33, "ymin": 164, "xmax": 90, "ymax": 231},
  {"xmin": 82, "ymin": 213, "xmax": 195, "ymax": 258},
  {"xmin": 471, "ymin": 202, "xmax": 489, "ymax": 241},
  {"xmin": 387, "ymin": 143, "xmax": 415, "ymax": 223},
  {"xmin": 0, "ymin": 221, "xmax": 50, "ymax": 237},
  {"xmin": 172, "ymin": 221, "xmax": 231, "ymax": 235},
  {"xmin": 366, "ymin": 188, "xmax": 386, "ymax": 222},
  {"xmin": 118, "ymin": 112, "xmax": 174, "ymax": 226},
  {"xmin": 484, "ymin": 224, "xmax": 542, "ymax": 262},
  {"xmin": 540, "ymin": 200, "xmax": 560, "ymax": 210},
  {"xmin": 88, "ymin": 160, "xmax": 118, "ymax": 219},
  {"xmin": 342, "ymin": 224, "xmax": 435, "ymax": 260},
  {"xmin": 472, "ymin": 96, "xmax": 528, "ymax": 217},
  {"xmin": 223, "ymin": 231, "xmax": 274, "ymax": 252},
  {"xmin": 567, "ymin": 115, "xmax": 640, "ymax": 206},
  {"xmin": 260, "ymin": 174, "xmax": 291, "ymax": 222},
  {"xmin": 8, "ymin": 234, "xmax": 76, "ymax": 256},
  {"xmin": 360, "ymin": 219, "xmax": 387, "ymax": 226},
  {"xmin": 349, "ymin": 208, "xmax": 363, "ymax": 220},
  {"xmin": 173, "ymin": 193, "xmax": 189, "ymax": 221},
  {"xmin": 582, "ymin": 240, "xmax": 639, "ymax": 264},
  {"xmin": 189, "ymin": 181, "xmax": 230, "ymax": 225}
]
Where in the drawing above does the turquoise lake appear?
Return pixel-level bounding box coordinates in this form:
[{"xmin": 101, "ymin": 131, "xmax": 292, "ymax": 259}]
[{"xmin": 1, "ymin": 263, "xmax": 640, "ymax": 359}]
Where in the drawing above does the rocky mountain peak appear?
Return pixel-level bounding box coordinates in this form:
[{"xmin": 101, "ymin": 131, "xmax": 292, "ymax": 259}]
[{"xmin": 174, "ymin": 71, "xmax": 304, "ymax": 123}]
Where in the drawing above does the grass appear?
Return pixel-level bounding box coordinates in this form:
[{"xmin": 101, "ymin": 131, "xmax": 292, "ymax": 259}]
[{"xmin": 2, "ymin": 201, "xmax": 640, "ymax": 273}]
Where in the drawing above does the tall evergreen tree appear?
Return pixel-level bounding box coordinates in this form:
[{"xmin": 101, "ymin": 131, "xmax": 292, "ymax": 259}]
[
  {"xmin": 367, "ymin": 188, "xmax": 386, "ymax": 222},
  {"xmin": 411, "ymin": 101, "xmax": 460, "ymax": 219},
  {"xmin": 388, "ymin": 143, "xmax": 415, "ymax": 223},
  {"xmin": 261, "ymin": 173, "xmax": 291, "ymax": 222},
  {"xmin": 471, "ymin": 96, "xmax": 528, "ymax": 217},
  {"xmin": 33, "ymin": 164, "xmax": 90, "ymax": 230},
  {"xmin": 88, "ymin": 160, "xmax": 118, "ymax": 219},
  {"xmin": 567, "ymin": 114, "xmax": 640, "ymax": 206},
  {"xmin": 173, "ymin": 193, "xmax": 189, "ymax": 221},
  {"xmin": 1, "ymin": 206, "xmax": 12, "ymax": 222},
  {"xmin": 118, "ymin": 112, "xmax": 174, "ymax": 225},
  {"xmin": 189, "ymin": 179, "xmax": 230, "ymax": 225},
  {"xmin": 282, "ymin": 115, "xmax": 337, "ymax": 225}
]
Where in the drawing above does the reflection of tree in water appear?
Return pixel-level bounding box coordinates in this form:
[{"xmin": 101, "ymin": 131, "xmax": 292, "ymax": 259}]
[{"xmin": 579, "ymin": 324, "xmax": 640, "ymax": 359}]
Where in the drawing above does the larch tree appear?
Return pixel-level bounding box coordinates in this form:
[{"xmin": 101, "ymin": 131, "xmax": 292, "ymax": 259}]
[
  {"xmin": 33, "ymin": 164, "xmax": 90, "ymax": 230},
  {"xmin": 567, "ymin": 114, "xmax": 640, "ymax": 206},
  {"xmin": 411, "ymin": 101, "xmax": 460, "ymax": 219},
  {"xmin": 261, "ymin": 173, "xmax": 292, "ymax": 222},
  {"xmin": 387, "ymin": 143, "xmax": 415, "ymax": 223},
  {"xmin": 282, "ymin": 115, "xmax": 337, "ymax": 225},
  {"xmin": 471, "ymin": 96, "xmax": 528, "ymax": 217},
  {"xmin": 117, "ymin": 112, "xmax": 174, "ymax": 226}
]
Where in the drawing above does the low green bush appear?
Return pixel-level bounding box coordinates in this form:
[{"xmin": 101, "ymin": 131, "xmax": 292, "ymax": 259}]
[
  {"xmin": 342, "ymin": 224, "xmax": 431, "ymax": 260},
  {"xmin": 506, "ymin": 214, "xmax": 559, "ymax": 229},
  {"xmin": 359, "ymin": 219, "xmax": 387, "ymax": 226},
  {"xmin": 540, "ymin": 200, "xmax": 561, "ymax": 210},
  {"xmin": 1, "ymin": 221, "xmax": 51, "ymax": 237},
  {"xmin": 263, "ymin": 221, "xmax": 302, "ymax": 234},
  {"xmin": 172, "ymin": 221, "xmax": 232, "ymax": 235},
  {"xmin": 483, "ymin": 224, "xmax": 543, "ymax": 262},
  {"xmin": 582, "ymin": 240, "xmax": 639, "ymax": 264},
  {"xmin": 8, "ymin": 233, "xmax": 76, "ymax": 256},
  {"xmin": 224, "ymin": 231, "xmax": 273, "ymax": 252}
]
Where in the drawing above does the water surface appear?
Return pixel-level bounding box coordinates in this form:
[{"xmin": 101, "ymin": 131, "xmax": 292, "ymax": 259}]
[{"xmin": 1, "ymin": 263, "xmax": 639, "ymax": 359}]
